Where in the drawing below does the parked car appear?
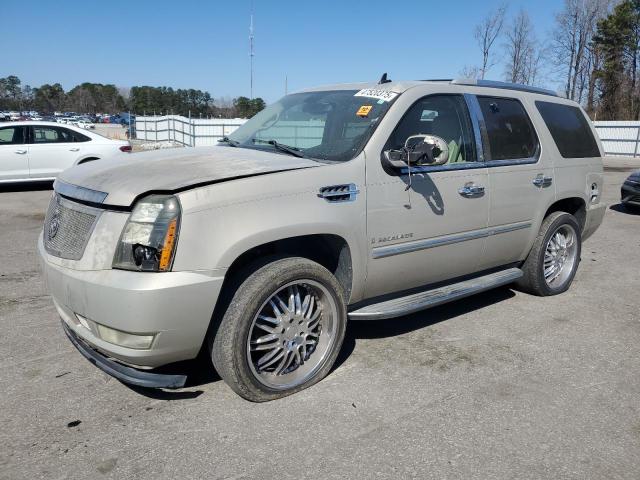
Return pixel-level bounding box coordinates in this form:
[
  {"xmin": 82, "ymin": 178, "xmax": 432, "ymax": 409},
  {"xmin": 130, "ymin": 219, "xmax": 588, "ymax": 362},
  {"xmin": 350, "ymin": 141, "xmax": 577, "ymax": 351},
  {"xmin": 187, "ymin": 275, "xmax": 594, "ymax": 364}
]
[
  {"xmin": 0, "ymin": 121, "xmax": 131, "ymax": 183},
  {"xmin": 39, "ymin": 78, "xmax": 606, "ymax": 401},
  {"xmin": 76, "ymin": 119, "xmax": 95, "ymax": 129},
  {"xmin": 621, "ymin": 170, "xmax": 640, "ymax": 210}
]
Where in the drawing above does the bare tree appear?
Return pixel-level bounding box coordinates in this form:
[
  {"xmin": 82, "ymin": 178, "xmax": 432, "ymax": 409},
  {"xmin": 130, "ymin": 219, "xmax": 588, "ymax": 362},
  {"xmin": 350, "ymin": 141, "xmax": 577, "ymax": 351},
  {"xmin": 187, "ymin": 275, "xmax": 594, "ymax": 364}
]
[
  {"xmin": 459, "ymin": 65, "xmax": 481, "ymax": 80},
  {"xmin": 552, "ymin": 0, "xmax": 611, "ymax": 102},
  {"xmin": 504, "ymin": 9, "xmax": 540, "ymax": 85},
  {"xmin": 474, "ymin": 4, "xmax": 507, "ymax": 79}
]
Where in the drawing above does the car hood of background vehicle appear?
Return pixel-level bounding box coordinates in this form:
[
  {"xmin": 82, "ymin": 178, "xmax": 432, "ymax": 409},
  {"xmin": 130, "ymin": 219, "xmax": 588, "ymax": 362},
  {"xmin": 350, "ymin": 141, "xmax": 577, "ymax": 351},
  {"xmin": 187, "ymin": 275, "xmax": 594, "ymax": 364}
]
[{"xmin": 57, "ymin": 146, "xmax": 320, "ymax": 207}]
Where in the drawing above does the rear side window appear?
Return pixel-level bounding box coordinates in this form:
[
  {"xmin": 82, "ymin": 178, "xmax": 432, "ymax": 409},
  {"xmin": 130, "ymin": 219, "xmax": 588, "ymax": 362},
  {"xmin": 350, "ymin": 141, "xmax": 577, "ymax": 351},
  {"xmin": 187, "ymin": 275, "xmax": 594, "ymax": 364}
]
[
  {"xmin": 68, "ymin": 129, "xmax": 91, "ymax": 142},
  {"xmin": 535, "ymin": 101, "xmax": 600, "ymax": 158},
  {"xmin": 30, "ymin": 126, "xmax": 91, "ymax": 143},
  {"xmin": 477, "ymin": 97, "xmax": 538, "ymax": 160}
]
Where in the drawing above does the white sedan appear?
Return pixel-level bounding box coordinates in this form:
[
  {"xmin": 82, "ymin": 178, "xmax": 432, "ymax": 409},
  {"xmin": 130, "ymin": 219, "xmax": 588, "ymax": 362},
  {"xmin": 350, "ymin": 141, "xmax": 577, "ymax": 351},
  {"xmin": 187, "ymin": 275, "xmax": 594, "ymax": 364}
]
[
  {"xmin": 76, "ymin": 120, "xmax": 96, "ymax": 129},
  {"xmin": 0, "ymin": 121, "xmax": 132, "ymax": 183}
]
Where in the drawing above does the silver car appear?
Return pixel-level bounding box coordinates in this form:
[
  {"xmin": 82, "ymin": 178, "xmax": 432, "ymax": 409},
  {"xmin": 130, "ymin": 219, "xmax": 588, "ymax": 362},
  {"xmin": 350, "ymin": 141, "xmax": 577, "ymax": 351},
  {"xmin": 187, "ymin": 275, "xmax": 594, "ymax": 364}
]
[{"xmin": 39, "ymin": 79, "xmax": 606, "ymax": 401}]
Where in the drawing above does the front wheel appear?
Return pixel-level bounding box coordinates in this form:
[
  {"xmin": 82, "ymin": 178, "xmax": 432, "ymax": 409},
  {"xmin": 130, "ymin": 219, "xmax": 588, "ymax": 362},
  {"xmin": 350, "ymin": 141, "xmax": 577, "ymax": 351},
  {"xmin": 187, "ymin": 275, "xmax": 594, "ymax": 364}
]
[
  {"xmin": 211, "ymin": 257, "xmax": 347, "ymax": 402},
  {"xmin": 516, "ymin": 212, "xmax": 582, "ymax": 296}
]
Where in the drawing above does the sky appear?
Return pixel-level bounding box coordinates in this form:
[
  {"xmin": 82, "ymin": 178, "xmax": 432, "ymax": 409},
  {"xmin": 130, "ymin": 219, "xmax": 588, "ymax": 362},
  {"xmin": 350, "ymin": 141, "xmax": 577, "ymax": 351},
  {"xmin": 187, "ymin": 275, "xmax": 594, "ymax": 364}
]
[{"xmin": 4, "ymin": 0, "xmax": 564, "ymax": 103}]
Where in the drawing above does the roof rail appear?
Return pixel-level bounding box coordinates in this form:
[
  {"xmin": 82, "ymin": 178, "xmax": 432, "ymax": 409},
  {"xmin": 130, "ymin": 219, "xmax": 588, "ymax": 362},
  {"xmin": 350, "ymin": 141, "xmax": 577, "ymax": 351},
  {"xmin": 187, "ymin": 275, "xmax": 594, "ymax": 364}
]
[{"xmin": 450, "ymin": 79, "xmax": 558, "ymax": 97}]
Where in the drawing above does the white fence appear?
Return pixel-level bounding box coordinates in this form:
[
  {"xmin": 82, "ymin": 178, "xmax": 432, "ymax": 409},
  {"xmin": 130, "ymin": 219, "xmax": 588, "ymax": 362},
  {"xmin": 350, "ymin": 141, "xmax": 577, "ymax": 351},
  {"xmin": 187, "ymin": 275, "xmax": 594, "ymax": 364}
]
[
  {"xmin": 133, "ymin": 115, "xmax": 331, "ymax": 149},
  {"xmin": 134, "ymin": 115, "xmax": 247, "ymax": 146},
  {"xmin": 134, "ymin": 115, "xmax": 640, "ymax": 157},
  {"xmin": 594, "ymin": 121, "xmax": 640, "ymax": 157}
]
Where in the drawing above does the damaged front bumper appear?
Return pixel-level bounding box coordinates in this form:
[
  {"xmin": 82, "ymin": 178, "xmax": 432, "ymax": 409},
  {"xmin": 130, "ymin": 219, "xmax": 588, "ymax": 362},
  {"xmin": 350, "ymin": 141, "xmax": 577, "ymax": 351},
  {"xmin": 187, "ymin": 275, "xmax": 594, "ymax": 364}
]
[
  {"xmin": 62, "ymin": 320, "xmax": 187, "ymax": 388},
  {"xmin": 39, "ymin": 233, "xmax": 225, "ymax": 387}
]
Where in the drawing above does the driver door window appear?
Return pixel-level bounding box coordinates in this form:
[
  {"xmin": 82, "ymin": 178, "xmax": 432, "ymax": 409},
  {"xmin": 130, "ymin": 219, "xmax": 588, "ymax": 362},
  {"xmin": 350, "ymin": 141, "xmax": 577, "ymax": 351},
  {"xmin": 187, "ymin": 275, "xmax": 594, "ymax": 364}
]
[{"xmin": 384, "ymin": 95, "xmax": 477, "ymax": 166}]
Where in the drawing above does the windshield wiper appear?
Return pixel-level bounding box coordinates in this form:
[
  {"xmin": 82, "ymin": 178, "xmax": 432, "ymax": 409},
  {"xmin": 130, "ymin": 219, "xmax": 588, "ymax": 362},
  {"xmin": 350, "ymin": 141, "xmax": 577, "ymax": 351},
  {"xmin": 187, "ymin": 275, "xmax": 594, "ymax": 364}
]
[
  {"xmin": 218, "ymin": 136, "xmax": 240, "ymax": 147},
  {"xmin": 252, "ymin": 138, "xmax": 307, "ymax": 158}
]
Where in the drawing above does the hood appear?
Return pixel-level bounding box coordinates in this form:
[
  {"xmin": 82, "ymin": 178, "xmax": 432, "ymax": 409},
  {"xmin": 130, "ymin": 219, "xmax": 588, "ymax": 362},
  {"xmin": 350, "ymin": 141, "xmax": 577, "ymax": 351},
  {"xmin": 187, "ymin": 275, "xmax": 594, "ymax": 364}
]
[{"xmin": 57, "ymin": 146, "xmax": 320, "ymax": 207}]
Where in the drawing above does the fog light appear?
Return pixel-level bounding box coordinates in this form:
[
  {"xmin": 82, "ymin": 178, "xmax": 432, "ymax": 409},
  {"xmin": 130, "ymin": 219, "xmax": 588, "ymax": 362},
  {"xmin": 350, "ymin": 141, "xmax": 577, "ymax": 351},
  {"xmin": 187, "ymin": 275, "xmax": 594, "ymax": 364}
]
[{"xmin": 95, "ymin": 324, "xmax": 155, "ymax": 350}]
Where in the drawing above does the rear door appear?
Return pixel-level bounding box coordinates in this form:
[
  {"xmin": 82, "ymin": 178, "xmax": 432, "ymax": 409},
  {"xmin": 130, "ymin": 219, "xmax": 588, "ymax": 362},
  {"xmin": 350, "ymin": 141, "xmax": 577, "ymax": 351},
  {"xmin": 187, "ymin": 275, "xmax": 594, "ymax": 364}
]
[
  {"xmin": 27, "ymin": 125, "xmax": 87, "ymax": 179},
  {"xmin": 473, "ymin": 95, "xmax": 555, "ymax": 270},
  {"xmin": 0, "ymin": 125, "xmax": 29, "ymax": 181}
]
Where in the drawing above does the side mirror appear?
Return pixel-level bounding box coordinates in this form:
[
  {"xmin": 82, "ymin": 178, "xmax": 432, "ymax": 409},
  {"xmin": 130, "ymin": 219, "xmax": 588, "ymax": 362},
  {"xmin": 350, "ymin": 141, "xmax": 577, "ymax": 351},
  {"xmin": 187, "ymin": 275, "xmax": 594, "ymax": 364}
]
[
  {"xmin": 383, "ymin": 135, "xmax": 449, "ymax": 169},
  {"xmin": 405, "ymin": 135, "xmax": 449, "ymax": 166}
]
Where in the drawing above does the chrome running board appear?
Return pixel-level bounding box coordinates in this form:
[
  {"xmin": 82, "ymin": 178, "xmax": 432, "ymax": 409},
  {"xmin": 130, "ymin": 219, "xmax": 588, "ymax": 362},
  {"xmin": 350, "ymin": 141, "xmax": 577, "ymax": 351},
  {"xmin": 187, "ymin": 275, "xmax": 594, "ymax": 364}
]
[{"xmin": 348, "ymin": 268, "xmax": 523, "ymax": 321}]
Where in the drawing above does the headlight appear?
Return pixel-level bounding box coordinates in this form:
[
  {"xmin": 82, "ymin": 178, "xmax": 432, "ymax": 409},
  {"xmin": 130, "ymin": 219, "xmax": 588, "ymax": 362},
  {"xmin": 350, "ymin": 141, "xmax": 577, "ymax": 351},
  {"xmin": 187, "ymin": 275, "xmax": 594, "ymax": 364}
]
[{"xmin": 113, "ymin": 194, "xmax": 181, "ymax": 272}]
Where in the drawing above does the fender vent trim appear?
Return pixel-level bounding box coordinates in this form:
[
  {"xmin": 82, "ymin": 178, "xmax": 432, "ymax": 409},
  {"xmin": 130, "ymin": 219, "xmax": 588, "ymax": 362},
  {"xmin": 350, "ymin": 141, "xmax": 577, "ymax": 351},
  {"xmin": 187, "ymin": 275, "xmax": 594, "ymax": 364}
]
[{"xmin": 318, "ymin": 183, "xmax": 359, "ymax": 203}]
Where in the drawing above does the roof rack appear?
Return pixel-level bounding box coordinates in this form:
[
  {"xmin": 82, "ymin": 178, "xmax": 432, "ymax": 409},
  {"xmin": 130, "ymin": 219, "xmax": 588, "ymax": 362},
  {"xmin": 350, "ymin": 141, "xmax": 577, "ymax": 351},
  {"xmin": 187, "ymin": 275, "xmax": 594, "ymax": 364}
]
[
  {"xmin": 419, "ymin": 78, "xmax": 558, "ymax": 96},
  {"xmin": 449, "ymin": 79, "xmax": 558, "ymax": 97}
]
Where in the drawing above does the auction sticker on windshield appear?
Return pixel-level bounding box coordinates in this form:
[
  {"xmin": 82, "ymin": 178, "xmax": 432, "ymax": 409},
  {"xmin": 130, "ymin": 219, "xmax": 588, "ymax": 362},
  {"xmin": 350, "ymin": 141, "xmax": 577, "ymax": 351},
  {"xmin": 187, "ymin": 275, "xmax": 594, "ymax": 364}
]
[
  {"xmin": 356, "ymin": 105, "xmax": 373, "ymax": 117},
  {"xmin": 354, "ymin": 89, "xmax": 399, "ymax": 102}
]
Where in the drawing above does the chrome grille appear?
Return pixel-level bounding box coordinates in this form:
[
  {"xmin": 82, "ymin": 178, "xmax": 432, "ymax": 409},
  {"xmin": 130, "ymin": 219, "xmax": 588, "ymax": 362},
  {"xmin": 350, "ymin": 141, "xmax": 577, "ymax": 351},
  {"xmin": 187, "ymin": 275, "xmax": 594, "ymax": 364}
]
[{"xmin": 43, "ymin": 194, "xmax": 101, "ymax": 260}]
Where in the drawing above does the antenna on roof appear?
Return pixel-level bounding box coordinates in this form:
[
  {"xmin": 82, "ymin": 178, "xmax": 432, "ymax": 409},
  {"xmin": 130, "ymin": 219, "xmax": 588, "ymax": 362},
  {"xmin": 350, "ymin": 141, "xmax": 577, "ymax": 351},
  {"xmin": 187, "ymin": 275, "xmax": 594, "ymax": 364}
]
[
  {"xmin": 249, "ymin": 2, "xmax": 255, "ymax": 99},
  {"xmin": 378, "ymin": 73, "xmax": 392, "ymax": 84}
]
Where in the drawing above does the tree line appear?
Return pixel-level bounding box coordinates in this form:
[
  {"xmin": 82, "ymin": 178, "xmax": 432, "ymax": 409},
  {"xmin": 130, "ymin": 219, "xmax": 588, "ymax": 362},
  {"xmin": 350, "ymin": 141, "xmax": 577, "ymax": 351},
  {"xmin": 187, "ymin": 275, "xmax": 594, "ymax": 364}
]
[
  {"xmin": 466, "ymin": 0, "xmax": 640, "ymax": 120},
  {"xmin": 0, "ymin": 76, "xmax": 266, "ymax": 119}
]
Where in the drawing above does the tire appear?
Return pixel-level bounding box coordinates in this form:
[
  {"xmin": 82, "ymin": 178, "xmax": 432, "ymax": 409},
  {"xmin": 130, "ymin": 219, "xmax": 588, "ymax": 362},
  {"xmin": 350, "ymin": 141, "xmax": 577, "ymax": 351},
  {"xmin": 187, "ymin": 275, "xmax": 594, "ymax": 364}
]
[
  {"xmin": 515, "ymin": 212, "xmax": 582, "ymax": 296},
  {"xmin": 211, "ymin": 257, "xmax": 347, "ymax": 402}
]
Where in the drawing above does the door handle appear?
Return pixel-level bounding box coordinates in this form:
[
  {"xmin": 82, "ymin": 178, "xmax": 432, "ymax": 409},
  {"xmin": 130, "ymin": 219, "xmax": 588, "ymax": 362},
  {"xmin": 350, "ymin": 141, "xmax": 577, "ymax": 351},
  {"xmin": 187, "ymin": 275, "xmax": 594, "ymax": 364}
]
[
  {"xmin": 533, "ymin": 174, "xmax": 553, "ymax": 187},
  {"xmin": 458, "ymin": 183, "xmax": 485, "ymax": 197},
  {"xmin": 69, "ymin": 147, "xmax": 80, "ymax": 152},
  {"xmin": 14, "ymin": 149, "xmax": 27, "ymax": 154}
]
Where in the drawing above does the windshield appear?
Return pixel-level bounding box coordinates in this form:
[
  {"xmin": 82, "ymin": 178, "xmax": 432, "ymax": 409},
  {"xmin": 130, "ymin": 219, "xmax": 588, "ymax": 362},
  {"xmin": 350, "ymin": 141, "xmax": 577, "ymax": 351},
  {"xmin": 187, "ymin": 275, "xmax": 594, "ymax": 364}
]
[{"xmin": 227, "ymin": 89, "xmax": 397, "ymax": 162}]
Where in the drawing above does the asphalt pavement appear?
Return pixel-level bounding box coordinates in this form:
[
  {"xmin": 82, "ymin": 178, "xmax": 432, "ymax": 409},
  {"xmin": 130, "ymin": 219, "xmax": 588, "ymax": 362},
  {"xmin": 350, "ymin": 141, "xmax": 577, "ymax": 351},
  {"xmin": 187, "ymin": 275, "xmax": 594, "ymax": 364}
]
[{"xmin": 0, "ymin": 163, "xmax": 638, "ymax": 479}]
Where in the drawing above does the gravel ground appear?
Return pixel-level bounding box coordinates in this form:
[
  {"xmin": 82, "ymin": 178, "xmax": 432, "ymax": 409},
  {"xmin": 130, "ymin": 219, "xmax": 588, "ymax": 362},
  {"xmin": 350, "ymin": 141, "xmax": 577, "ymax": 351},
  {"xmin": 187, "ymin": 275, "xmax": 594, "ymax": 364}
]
[{"xmin": 0, "ymin": 162, "xmax": 638, "ymax": 479}]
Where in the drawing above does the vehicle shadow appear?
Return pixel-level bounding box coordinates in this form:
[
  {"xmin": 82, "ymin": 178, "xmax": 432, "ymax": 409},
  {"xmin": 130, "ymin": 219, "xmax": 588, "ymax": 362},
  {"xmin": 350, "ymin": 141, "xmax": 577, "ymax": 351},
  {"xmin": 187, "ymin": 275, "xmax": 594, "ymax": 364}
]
[
  {"xmin": 0, "ymin": 181, "xmax": 53, "ymax": 192},
  {"xmin": 332, "ymin": 286, "xmax": 516, "ymax": 372},
  {"xmin": 128, "ymin": 287, "xmax": 516, "ymax": 399},
  {"xmin": 610, "ymin": 203, "xmax": 640, "ymax": 216},
  {"xmin": 402, "ymin": 173, "xmax": 445, "ymax": 215}
]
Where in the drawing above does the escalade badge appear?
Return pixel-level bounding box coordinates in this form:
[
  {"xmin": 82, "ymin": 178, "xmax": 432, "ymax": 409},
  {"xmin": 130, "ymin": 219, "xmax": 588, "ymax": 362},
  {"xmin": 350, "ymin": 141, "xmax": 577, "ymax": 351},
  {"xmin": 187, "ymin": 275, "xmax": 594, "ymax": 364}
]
[{"xmin": 48, "ymin": 208, "xmax": 61, "ymax": 240}]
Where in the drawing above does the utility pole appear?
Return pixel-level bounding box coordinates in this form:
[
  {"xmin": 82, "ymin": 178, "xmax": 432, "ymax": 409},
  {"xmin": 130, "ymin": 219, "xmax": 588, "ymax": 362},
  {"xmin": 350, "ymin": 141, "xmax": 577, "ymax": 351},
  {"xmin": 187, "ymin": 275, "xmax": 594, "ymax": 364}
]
[
  {"xmin": 249, "ymin": 3, "xmax": 255, "ymax": 99},
  {"xmin": 285, "ymin": 75, "xmax": 288, "ymax": 95}
]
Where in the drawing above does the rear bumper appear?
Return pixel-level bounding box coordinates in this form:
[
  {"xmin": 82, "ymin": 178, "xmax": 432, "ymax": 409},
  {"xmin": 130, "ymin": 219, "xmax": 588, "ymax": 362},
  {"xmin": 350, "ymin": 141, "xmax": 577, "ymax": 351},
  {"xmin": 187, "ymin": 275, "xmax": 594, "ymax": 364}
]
[
  {"xmin": 62, "ymin": 320, "xmax": 187, "ymax": 388},
  {"xmin": 582, "ymin": 202, "xmax": 607, "ymax": 241},
  {"xmin": 39, "ymin": 234, "xmax": 225, "ymax": 368}
]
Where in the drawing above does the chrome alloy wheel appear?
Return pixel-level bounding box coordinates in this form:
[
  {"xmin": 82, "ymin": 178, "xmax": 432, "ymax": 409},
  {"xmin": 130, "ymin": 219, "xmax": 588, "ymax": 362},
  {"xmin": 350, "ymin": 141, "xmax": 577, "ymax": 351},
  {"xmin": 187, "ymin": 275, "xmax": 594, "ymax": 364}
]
[
  {"xmin": 246, "ymin": 280, "xmax": 338, "ymax": 390},
  {"xmin": 543, "ymin": 224, "xmax": 578, "ymax": 288}
]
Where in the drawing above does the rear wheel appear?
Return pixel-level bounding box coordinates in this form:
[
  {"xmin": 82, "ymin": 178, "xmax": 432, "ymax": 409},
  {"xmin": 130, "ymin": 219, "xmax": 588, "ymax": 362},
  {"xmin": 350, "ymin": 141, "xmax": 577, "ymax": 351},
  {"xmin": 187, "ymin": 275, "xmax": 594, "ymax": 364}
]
[
  {"xmin": 211, "ymin": 257, "xmax": 347, "ymax": 402},
  {"xmin": 516, "ymin": 212, "xmax": 582, "ymax": 296}
]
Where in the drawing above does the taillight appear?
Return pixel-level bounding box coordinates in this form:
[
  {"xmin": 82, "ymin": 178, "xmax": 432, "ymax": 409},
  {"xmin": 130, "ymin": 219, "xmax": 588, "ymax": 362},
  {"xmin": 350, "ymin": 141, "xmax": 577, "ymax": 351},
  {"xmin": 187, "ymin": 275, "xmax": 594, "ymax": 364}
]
[{"xmin": 119, "ymin": 145, "xmax": 132, "ymax": 153}]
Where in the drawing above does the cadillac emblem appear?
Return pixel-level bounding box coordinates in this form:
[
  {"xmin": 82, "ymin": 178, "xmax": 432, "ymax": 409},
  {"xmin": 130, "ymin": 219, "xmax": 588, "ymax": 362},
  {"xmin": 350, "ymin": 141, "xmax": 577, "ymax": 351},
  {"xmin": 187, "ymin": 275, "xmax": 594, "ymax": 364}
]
[{"xmin": 48, "ymin": 208, "xmax": 61, "ymax": 241}]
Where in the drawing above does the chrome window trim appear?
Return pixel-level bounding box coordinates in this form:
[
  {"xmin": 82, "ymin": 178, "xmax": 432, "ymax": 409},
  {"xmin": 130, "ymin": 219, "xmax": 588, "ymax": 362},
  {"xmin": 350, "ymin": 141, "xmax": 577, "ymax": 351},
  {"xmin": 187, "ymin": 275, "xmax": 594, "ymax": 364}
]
[
  {"xmin": 54, "ymin": 179, "xmax": 108, "ymax": 204},
  {"xmin": 484, "ymin": 156, "xmax": 540, "ymax": 168},
  {"xmin": 464, "ymin": 93, "xmax": 486, "ymax": 162},
  {"xmin": 372, "ymin": 221, "xmax": 532, "ymax": 259},
  {"xmin": 400, "ymin": 156, "xmax": 540, "ymax": 175},
  {"xmin": 400, "ymin": 162, "xmax": 486, "ymax": 174}
]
